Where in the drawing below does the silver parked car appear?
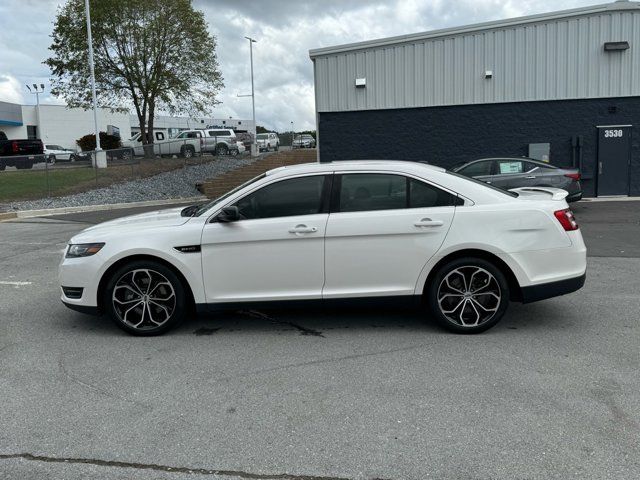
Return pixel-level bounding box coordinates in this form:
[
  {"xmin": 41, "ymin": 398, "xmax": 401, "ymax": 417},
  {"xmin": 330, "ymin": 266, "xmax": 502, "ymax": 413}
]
[
  {"xmin": 292, "ymin": 134, "xmax": 316, "ymax": 148},
  {"xmin": 453, "ymin": 157, "xmax": 582, "ymax": 202}
]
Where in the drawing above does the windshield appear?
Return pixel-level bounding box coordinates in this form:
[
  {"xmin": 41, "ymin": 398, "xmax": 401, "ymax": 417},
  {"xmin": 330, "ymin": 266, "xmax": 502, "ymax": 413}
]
[
  {"xmin": 195, "ymin": 173, "xmax": 267, "ymax": 216},
  {"xmin": 446, "ymin": 170, "xmax": 518, "ymax": 197},
  {"xmin": 256, "ymin": 134, "xmax": 268, "ymax": 139}
]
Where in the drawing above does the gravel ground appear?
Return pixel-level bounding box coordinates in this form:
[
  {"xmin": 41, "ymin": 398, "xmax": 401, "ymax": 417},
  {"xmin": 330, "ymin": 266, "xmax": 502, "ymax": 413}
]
[{"xmin": 2, "ymin": 156, "xmax": 257, "ymax": 212}]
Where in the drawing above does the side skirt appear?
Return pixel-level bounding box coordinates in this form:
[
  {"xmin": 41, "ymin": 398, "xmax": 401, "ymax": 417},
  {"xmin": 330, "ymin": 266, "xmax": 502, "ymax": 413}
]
[{"xmin": 196, "ymin": 295, "xmax": 422, "ymax": 314}]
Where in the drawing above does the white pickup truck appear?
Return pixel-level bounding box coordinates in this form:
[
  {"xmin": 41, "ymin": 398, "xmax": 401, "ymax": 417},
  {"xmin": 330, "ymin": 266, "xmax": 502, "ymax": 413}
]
[{"xmin": 122, "ymin": 133, "xmax": 201, "ymax": 158}]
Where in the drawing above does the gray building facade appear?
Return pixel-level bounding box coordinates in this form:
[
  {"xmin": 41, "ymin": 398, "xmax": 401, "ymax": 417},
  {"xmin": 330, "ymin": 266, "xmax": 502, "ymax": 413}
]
[{"xmin": 310, "ymin": 1, "xmax": 640, "ymax": 197}]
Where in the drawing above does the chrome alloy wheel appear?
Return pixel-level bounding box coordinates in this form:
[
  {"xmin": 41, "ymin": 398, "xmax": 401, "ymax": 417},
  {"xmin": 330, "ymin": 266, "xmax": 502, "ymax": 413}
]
[
  {"xmin": 112, "ymin": 269, "xmax": 176, "ymax": 330},
  {"xmin": 437, "ymin": 266, "xmax": 501, "ymax": 327}
]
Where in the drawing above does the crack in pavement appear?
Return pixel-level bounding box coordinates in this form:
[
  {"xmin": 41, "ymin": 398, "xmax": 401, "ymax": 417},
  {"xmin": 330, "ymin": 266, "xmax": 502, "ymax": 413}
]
[
  {"xmin": 57, "ymin": 355, "xmax": 152, "ymax": 411},
  {"xmin": 0, "ymin": 453, "xmax": 387, "ymax": 480},
  {"xmin": 241, "ymin": 310, "xmax": 325, "ymax": 337}
]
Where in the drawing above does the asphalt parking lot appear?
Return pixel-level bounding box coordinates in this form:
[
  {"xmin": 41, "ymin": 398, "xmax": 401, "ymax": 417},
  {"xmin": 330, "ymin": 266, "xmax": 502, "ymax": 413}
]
[{"xmin": 1, "ymin": 200, "xmax": 639, "ymax": 479}]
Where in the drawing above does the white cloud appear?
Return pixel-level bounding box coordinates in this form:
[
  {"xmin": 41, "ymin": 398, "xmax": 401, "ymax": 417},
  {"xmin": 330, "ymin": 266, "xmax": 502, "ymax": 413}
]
[{"xmin": 0, "ymin": 74, "xmax": 24, "ymax": 104}]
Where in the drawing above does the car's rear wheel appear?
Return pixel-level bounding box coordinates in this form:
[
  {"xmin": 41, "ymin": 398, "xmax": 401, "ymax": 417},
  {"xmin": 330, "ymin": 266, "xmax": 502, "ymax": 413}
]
[
  {"xmin": 427, "ymin": 257, "xmax": 509, "ymax": 334},
  {"xmin": 103, "ymin": 260, "xmax": 187, "ymax": 336}
]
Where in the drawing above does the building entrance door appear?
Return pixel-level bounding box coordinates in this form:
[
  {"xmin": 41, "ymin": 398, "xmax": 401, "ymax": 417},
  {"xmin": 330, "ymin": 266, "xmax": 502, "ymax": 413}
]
[{"xmin": 597, "ymin": 125, "xmax": 631, "ymax": 196}]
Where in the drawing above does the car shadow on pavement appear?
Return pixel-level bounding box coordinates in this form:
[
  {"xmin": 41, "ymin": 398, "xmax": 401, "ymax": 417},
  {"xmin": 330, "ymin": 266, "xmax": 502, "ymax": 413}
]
[{"xmin": 61, "ymin": 300, "xmax": 575, "ymax": 337}]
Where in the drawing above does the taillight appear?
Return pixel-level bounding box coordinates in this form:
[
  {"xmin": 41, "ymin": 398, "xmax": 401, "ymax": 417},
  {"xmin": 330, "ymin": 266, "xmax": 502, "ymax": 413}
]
[
  {"xmin": 11, "ymin": 140, "xmax": 19, "ymax": 153},
  {"xmin": 554, "ymin": 209, "xmax": 579, "ymax": 231},
  {"xmin": 564, "ymin": 172, "xmax": 581, "ymax": 181}
]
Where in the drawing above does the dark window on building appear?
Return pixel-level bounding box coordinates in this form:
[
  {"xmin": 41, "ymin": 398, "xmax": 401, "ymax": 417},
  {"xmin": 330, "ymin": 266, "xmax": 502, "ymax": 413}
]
[
  {"xmin": 27, "ymin": 125, "xmax": 38, "ymax": 140},
  {"xmin": 233, "ymin": 175, "xmax": 325, "ymax": 220}
]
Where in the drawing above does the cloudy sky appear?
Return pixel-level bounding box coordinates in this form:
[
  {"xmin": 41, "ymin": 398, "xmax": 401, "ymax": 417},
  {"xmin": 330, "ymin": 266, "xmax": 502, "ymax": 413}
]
[{"xmin": 0, "ymin": 0, "xmax": 604, "ymax": 131}]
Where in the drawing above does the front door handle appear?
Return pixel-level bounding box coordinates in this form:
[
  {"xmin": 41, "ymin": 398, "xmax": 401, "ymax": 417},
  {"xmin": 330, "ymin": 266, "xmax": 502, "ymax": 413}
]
[
  {"xmin": 525, "ymin": 175, "xmax": 537, "ymax": 179},
  {"xmin": 414, "ymin": 218, "xmax": 444, "ymax": 228},
  {"xmin": 288, "ymin": 224, "xmax": 318, "ymax": 234}
]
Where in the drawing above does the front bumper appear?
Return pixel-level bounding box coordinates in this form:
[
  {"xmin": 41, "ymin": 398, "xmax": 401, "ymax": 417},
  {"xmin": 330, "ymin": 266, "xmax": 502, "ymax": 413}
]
[
  {"xmin": 62, "ymin": 301, "xmax": 100, "ymax": 316},
  {"xmin": 521, "ymin": 271, "xmax": 586, "ymax": 303}
]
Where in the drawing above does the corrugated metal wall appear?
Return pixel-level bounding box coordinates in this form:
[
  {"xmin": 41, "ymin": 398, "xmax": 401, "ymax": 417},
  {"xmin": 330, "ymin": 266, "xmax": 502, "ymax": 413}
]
[{"xmin": 313, "ymin": 10, "xmax": 640, "ymax": 112}]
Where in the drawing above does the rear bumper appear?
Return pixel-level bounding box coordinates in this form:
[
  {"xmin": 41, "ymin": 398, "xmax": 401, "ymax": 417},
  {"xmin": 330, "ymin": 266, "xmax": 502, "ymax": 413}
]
[
  {"xmin": 521, "ymin": 271, "xmax": 586, "ymax": 303},
  {"xmin": 566, "ymin": 191, "xmax": 583, "ymax": 202}
]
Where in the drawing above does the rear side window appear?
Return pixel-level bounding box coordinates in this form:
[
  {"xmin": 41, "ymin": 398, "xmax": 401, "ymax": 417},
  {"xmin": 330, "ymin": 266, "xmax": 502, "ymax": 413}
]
[
  {"xmin": 497, "ymin": 160, "xmax": 524, "ymax": 174},
  {"xmin": 459, "ymin": 160, "xmax": 493, "ymax": 177},
  {"xmin": 209, "ymin": 130, "xmax": 230, "ymax": 136},
  {"xmin": 233, "ymin": 175, "xmax": 326, "ymax": 220},
  {"xmin": 409, "ymin": 179, "xmax": 461, "ymax": 207},
  {"xmin": 338, "ymin": 174, "xmax": 459, "ymax": 212}
]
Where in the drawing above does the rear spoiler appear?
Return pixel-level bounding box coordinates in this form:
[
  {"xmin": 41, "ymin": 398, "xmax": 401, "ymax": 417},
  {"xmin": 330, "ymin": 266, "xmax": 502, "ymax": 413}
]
[{"xmin": 509, "ymin": 187, "xmax": 569, "ymax": 201}]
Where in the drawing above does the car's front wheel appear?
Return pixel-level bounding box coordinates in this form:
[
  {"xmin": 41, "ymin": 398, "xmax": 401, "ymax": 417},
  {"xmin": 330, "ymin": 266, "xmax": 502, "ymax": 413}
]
[
  {"xmin": 426, "ymin": 257, "xmax": 509, "ymax": 334},
  {"xmin": 103, "ymin": 260, "xmax": 187, "ymax": 336}
]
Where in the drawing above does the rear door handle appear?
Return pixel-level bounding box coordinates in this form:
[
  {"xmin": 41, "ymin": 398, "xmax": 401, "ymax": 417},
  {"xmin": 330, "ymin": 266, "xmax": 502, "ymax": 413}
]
[
  {"xmin": 414, "ymin": 218, "xmax": 444, "ymax": 228},
  {"xmin": 288, "ymin": 224, "xmax": 318, "ymax": 234}
]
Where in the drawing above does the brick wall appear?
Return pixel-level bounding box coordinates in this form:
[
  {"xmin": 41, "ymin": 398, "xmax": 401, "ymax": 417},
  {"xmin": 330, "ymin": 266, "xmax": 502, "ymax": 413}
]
[{"xmin": 318, "ymin": 96, "xmax": 640, "ymax": 197}]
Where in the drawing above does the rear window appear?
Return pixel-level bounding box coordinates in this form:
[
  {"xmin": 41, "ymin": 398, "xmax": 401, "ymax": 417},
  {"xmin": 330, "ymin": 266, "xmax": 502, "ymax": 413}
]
[{"xmin": 446, "ymin": 170, "xmax": 519, "ymax": 197}]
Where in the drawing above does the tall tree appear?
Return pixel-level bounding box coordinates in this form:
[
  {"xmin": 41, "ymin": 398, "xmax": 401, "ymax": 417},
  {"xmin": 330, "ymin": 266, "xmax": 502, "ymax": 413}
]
[{"xmin": 46, "ymin": 0, "xmax": 224, "ymax": 146}]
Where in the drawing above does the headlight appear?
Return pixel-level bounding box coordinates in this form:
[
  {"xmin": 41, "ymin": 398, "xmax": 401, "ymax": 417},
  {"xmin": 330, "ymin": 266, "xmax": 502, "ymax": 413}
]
[{"xmin": 66, "ymin": 243, "xmax": 105, "ymax": 258}]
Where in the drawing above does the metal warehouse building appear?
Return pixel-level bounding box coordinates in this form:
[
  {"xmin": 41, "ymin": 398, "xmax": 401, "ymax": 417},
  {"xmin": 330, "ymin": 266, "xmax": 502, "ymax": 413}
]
[{"xmin": 309, "ymin": 1, "xmax": 640, "ymax": 197}]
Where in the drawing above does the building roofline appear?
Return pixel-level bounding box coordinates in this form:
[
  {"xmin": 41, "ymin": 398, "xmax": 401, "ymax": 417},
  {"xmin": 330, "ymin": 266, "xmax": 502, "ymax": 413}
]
[{"xmin": 309, "ymin": 1, "xmax": 640, "ymax": 58}]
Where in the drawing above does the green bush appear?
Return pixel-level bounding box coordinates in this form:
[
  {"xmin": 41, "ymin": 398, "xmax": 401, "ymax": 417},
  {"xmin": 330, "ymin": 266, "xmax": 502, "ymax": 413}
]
[{"xmin": 76, "ymin": 132, "xmax": 122, "ymax": 151}]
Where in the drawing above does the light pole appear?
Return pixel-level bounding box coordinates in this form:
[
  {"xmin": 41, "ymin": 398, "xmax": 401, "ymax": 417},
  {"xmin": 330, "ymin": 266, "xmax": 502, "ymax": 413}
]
[
  {"xmin": 85, "ymin": 0, "xmax": 105, "ymax": 167},
  {"xmin": 25, "ymin": 84, "xmax": 45, "ymax": 141},
  {"xmin": 290, "ymin": 121, "xmax": 294, "ymax": 149},
  {"xmin": 238, "ymin": 36, "xmax": 257, "ymax": 156}
]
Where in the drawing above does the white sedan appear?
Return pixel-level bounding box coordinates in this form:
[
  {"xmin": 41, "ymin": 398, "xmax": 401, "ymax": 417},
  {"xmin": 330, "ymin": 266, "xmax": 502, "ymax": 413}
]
[{"xmin": 59, "ymin": 161, "xmax": 586, "ymax": 336}]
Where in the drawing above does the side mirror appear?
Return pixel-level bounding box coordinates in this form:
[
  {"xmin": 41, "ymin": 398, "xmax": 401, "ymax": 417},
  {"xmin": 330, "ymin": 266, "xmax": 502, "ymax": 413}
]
[{"xmin": 216, "ymin": 205, "xmax": 240, "ymax": 223}]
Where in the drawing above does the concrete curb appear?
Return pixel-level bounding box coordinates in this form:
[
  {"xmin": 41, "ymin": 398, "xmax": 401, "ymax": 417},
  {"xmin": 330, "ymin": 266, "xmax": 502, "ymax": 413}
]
[
  {"xmin": 0, "ymin": 212, "xmax": 18, "ymax": 222},
  {"xmin": 579, "ymin": 196, "xmax": 640, "ymax": 203},
  {"xmin": 11, "ymin": 196, "xmax": 207, "ymax": 219}
]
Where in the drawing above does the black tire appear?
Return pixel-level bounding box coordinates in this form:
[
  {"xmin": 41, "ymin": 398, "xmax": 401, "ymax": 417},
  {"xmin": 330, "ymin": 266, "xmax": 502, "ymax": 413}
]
[
  {"xmin": 0, "ymin": 162, "xmax": 5, "ymax": 171},
  {"xmin": 229, "ymin": 148, "xmax": 238, "ymax": 157},
  {"xmin": 103, "ymin": 260, "xmax": 188, "ymax": 336},
  {"xmin": 69, "ymin": 154, "xmax": 77, "ymax": 163},
  {"xmin": 181, "ymin": 145, "xmax": 195, "ymax": 158},
  {"xmin": 215, "ymin": 144, "xmax": 228, "ymax": 156},
  {"xmin": 274, "ymin": 143, "xmax": 279, "ymax": 151},
  {"xmin": 48, "ymin": 155, "xmax": 56, "ymax": 165},
  {"xmin": 121, "ymin": 149, "xmax": 133, "ymax": 161},
  {"xmin": 426, "ymin": 257, "xmax": 510, "ymax": 334}
]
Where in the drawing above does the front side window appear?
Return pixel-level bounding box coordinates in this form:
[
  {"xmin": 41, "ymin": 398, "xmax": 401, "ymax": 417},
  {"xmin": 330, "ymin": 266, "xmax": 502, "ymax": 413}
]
[
  {"xmin": 232, "ymin": 175, "xmax": 326, "ymax": 220},
  {"xmin": 338, "ymin": 174, "xmax": 459, "ymax": 212},
  {"xmin": 459, "ymin": 160, "xmax": 493, "ymax": 177}
]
